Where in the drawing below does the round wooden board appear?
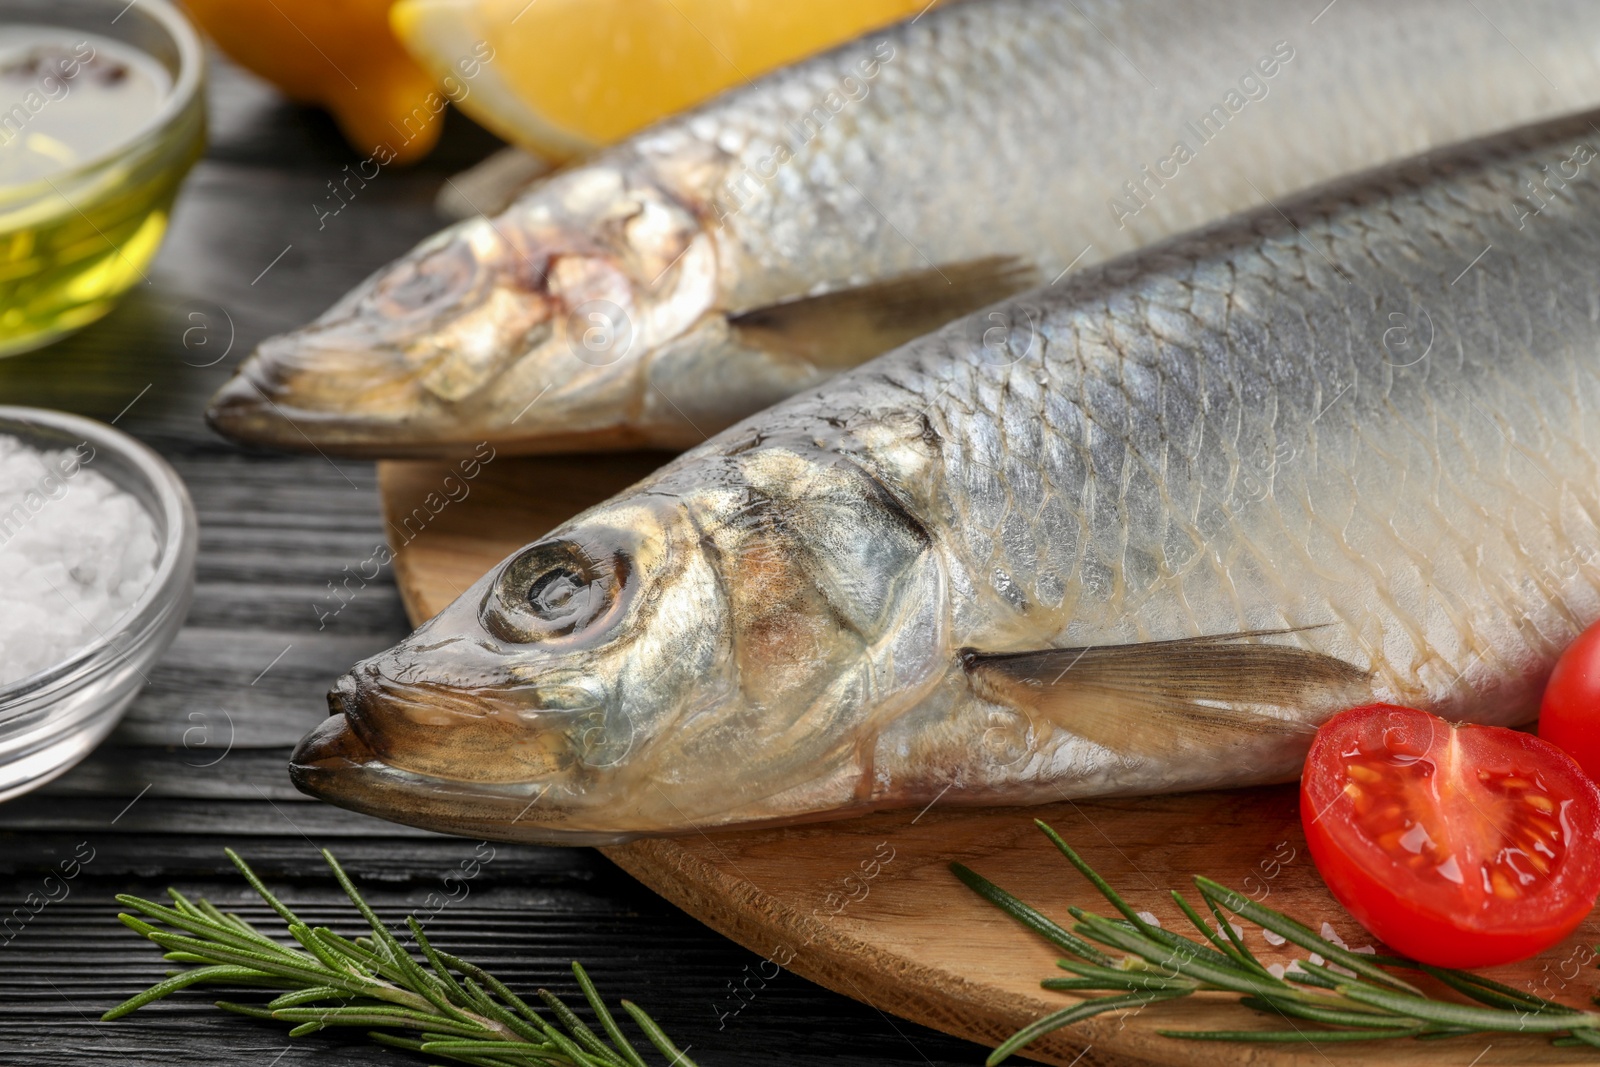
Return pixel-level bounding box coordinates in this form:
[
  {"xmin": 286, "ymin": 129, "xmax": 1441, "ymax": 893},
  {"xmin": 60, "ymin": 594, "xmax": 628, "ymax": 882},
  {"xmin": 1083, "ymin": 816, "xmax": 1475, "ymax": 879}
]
[{"xmin": 377, "ymin": 455, "xmax": 1600, "ymax": 1067}]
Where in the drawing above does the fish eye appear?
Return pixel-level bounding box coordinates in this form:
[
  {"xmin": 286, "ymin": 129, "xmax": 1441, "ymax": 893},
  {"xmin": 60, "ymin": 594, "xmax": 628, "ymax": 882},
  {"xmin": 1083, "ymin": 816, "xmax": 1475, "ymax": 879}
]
[
  {"xmin": 483, "ymin": 539, "xmax": 628, "ymax": 643},
  {"xmin": 369, "ymin": 242, "xmax": 478, "ymax": 319},
  {"xmin": 528, "ymin": 567, "xmax": 585, "ymax": 616}
]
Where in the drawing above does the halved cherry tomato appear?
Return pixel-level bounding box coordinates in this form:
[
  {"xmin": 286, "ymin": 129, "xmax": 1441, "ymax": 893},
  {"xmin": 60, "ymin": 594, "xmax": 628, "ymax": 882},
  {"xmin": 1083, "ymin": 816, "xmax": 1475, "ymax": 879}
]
[
  {"xmin": 1540, "ymin": 619, "xmax": 1600, "ymax": 781},
  {"xmin": 1301, "ymin": 703, "xmax": 1600, "ymax": 968}
]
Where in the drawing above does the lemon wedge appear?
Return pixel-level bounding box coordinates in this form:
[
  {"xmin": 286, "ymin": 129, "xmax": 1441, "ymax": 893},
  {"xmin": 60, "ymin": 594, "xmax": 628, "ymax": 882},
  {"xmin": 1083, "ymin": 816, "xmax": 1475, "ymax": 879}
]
[{"xmin": 390, "ymin": 0, "xmax": 939, "ymax": 161}]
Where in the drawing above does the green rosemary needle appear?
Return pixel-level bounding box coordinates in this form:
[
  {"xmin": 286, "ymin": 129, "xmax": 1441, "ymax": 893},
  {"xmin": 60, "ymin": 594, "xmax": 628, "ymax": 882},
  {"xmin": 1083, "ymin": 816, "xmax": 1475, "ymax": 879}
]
[
  {"xmin": 954, "ymin": 819, "xmax": 1600, "ymax": 1065},
  {"xmin": 104, "ymin": 848, "xmax": 699, "ymax": 1067}
]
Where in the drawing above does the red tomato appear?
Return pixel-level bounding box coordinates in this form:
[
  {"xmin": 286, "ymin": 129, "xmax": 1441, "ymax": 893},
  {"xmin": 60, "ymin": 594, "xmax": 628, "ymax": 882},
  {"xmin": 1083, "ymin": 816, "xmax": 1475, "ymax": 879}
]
[
  {"xmin": 1540, "ymin": 619, "xmax": 1600, "ymax": 780},
  {"xmin": 1301, "ymin": 703, "xmax": 1600, "ymax": 968}
]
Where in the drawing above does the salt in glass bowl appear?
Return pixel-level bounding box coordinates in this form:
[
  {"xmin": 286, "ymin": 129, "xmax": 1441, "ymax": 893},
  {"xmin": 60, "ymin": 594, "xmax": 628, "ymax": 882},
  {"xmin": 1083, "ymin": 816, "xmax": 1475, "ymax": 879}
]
[{"xmin": 0, "ymin": 406, "xmax": 196, "ymax": 800}]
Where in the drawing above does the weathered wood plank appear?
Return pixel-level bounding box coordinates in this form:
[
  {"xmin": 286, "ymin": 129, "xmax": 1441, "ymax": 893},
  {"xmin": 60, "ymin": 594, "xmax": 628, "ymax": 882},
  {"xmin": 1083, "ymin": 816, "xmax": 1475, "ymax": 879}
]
[
  {"xmin": 36, "ymin": 749, "xmax": 305, "ymax": 799},
  {"xmin": 119, "ymin": 629, "xmax": 389, "ymax": 747},
  {"xmin": 0, "ymin": 797, "xmax": 432, "ymax": 837},
  {"xmin": 0, "ymin": 832, "xmax": 607, "ymax": 882}
]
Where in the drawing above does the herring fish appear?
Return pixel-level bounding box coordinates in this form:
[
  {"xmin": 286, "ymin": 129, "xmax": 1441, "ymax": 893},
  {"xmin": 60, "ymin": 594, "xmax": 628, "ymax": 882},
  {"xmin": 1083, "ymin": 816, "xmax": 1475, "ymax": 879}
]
[
  {"xmin": 294, "ymin": 106, "xmax": 1600, "ymax": 843},
  {"xmin": 212, "ymin": 0, "xmax": 1600, "ymax": 458}
]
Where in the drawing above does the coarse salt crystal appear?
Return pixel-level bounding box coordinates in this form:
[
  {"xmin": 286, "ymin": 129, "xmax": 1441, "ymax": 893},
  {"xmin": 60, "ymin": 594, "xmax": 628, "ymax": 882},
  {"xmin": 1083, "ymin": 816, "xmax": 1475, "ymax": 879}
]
[{"xmin": 0, "ymin": 434, "xmax": 158, "ymax": 686}]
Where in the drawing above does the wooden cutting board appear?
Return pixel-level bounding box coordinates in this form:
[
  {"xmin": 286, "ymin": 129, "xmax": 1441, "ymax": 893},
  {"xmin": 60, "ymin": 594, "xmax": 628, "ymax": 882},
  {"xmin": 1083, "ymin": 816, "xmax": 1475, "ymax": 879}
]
[{"xmin": 376, "ymin": 454, "xmax": 1600, "ymax": 1067}]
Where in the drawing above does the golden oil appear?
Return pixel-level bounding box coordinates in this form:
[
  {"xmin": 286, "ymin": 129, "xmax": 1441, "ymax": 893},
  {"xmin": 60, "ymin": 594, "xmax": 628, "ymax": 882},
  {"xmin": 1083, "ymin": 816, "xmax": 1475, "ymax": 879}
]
[{"xmin": 0, "ymin": 2, "xmax": 203, "ymax": 357}]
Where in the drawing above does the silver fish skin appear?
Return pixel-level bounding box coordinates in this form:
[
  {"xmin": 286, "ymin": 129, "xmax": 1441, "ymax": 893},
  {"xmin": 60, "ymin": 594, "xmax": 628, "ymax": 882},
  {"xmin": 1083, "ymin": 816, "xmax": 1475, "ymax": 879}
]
[
  {"xmin": 294, "ymin": 108, "xmax": 1600, "ymax": 844},
  {"xmin": 214, "ymin": 0, "xmax": 1600, "ymax": 457}
]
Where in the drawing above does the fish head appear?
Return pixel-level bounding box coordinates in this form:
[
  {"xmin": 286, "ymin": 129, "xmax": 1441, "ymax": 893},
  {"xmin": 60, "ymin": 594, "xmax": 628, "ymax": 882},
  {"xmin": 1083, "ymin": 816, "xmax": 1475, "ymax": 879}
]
[
  {"xmin": 207, "ymin": 162, "xmax": 730, "ymax": 456},
  {"xmin": 291, "ymin": 439, "xmax": 948, "ymax": 843}
]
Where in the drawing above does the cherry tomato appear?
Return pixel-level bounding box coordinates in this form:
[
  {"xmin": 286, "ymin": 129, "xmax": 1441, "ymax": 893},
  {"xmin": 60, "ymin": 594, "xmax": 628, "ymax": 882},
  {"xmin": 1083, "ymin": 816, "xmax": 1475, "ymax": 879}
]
[
  {"xmin": 1540, "ymin": 619, "xmax": 1600, "ymax": 780},
  {"xmin": 1301, "ymin": 703, "xmax": 1600, "ymax": 968}
]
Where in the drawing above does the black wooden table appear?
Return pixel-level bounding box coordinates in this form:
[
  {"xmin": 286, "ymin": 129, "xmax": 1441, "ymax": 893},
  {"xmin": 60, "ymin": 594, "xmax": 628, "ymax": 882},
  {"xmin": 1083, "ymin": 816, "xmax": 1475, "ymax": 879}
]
[{"xmin": 0, "ymin": 56, "xmax": 989, "ymax": 1067}]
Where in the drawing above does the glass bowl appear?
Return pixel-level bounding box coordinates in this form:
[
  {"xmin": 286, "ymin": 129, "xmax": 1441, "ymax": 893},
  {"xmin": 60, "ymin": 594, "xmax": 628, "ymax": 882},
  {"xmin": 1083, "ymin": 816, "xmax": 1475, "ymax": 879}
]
[
  {"xmin": 0, "ymin": 406, "xmax": 196, "ymax": 799},
  {"xmin": 0, "ymin": 0, "xmax": 206, "ymax": 356}
]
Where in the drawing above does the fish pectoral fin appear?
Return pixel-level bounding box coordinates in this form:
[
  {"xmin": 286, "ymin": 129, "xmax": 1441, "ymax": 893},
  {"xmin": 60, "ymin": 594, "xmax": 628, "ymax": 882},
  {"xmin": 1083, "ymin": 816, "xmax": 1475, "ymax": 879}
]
[
  {"xmin": 960, "ymin": 628, "xmax": 1370, "ymax": 761},
  {"xmin": 727, "ymin": 256, "xmax": 1039, "ymax": 370}
]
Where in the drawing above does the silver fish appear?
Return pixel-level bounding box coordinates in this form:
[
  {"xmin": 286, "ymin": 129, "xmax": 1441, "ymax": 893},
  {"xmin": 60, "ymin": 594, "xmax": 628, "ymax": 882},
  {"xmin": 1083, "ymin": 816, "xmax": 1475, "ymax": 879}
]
[
  {"xmin": 294, "ymin": 106, "xmax": 1600, "ymax": 843},
  {"xmin": 212, "ymin": 0, "xmax": 1600, "ymax": 457}
]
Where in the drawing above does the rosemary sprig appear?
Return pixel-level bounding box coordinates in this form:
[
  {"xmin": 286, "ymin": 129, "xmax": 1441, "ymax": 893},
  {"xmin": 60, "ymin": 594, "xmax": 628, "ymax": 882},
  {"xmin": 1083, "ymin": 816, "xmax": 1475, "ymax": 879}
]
[
  {"xmin": 104, "ymin": 848, "xmax": 698, "ymax": 1067},
  {"xmin": 955, "ymin": 819, "xmax": 1600, "ymax": 1064}
]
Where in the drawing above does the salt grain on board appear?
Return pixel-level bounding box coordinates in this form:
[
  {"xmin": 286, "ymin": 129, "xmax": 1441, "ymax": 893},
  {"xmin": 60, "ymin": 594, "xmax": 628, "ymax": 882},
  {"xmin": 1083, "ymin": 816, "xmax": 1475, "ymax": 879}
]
[
  {"xmin": 1317, "ymin": 920, "xmax": 1376, "ymax": 963},
  {"xmin": 0, "ymin": 435, "xmax": 158, "ymax": 686}
]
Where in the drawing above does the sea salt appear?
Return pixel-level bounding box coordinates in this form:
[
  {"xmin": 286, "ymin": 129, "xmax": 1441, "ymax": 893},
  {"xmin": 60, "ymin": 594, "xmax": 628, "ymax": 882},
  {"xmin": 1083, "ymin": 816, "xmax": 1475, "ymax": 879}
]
[{"xmin": 0, "ymin": 434, "xmax": 158, "ymax": 686}]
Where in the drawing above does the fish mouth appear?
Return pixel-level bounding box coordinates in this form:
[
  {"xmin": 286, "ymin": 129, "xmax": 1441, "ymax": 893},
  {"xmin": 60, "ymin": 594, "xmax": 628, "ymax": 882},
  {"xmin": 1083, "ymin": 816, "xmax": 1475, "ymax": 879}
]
[
  {"xmin": 206, "ymin": 336, "xmax": 493, "ymax": 459},
  {"xmin": 207, "ymin": 337, "xmax": 656, "ymax": 458},
  {"xmin": 290, "ymin": 715, "xmax": 641, "ymax": 845},
  {"xmin": 289, "ymin": 698, "xmax": 640, "ymax": 846}
]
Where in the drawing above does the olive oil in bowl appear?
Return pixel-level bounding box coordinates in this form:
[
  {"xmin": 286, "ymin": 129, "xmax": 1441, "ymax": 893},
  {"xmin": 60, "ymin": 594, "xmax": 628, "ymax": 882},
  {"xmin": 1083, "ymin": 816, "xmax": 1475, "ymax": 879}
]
[{"xmin": 0, "ymin": 0, "xmax": 203, "ymax": 356}]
